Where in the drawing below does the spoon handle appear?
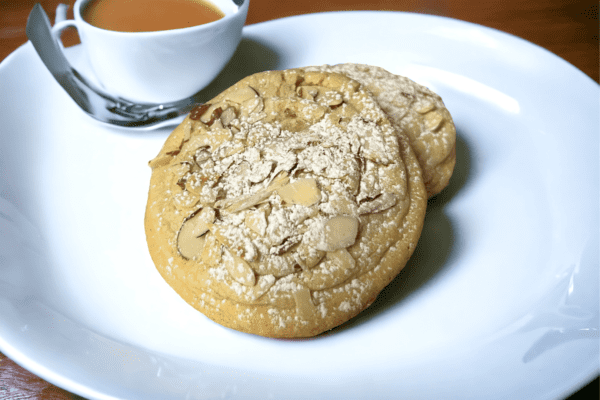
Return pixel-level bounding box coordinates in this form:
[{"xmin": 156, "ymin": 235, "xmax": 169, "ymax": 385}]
[
  {"xmin": 25, "ymin": 3, "xmax": 197, "ymax": 128},
  {"xmin": 26, "ymin": 3, "xmax": 96, "ymax": 113}
]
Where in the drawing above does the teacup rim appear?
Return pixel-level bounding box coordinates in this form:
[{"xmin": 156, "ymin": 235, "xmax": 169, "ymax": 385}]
[{"xmin": 72, "ymin": 0, "xmax": 247, "ymax": 37}]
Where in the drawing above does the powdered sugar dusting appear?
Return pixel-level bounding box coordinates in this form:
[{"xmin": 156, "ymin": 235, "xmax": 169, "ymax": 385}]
[{"xmin": 148, "ymin": 68, "xmax": 425, "ymax": 337}]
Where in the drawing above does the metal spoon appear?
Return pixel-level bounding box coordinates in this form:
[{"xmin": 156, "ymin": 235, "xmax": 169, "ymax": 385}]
[{"xmin": 26, "ymin": 3, "xmax": 201, "ymax": 128}]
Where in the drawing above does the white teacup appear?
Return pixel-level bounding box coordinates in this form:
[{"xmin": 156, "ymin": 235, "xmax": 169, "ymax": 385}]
[{"xmin": 52, "ymin": 0, "xmax": 248, "ymax": 103}]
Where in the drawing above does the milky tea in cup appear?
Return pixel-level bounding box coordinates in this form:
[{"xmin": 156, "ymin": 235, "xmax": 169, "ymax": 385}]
[
  {"xmin": 81, "ymin": 0, "xmax": 225, "ymax": 32},
  {"xmin": 52, "ymin": 0, "xmax": 248, "ymax": 103}
]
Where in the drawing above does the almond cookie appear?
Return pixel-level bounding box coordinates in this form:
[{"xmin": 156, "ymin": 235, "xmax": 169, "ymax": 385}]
[
  {"xmin": 309, "ymin": 63, "xmax": 456, "ymax": 197},
  {"xmin": 144, "ymin": 68, "xmax": 427, "ymax": 338}
]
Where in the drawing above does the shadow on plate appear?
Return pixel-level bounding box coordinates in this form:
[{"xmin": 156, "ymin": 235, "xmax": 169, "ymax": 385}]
[
  {"xmin": 318, "ymin": 132, "xmax": 473, "ymax": 337},
  {"xmin": 189, "ymin": 38, "xmax": 280, "ymax": 103}
]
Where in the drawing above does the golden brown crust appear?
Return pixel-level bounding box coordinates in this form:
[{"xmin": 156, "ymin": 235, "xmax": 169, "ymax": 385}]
[{"xmin": 145, "ymin": 68, "xmax": 427, "ymax": 337}]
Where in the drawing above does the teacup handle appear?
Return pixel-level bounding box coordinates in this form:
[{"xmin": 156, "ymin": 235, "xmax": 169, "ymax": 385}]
[
  {"xmin": 55, "ymin": 3, "xmax": 69, "ymax": 24},
  {"xmin": 50, "ymin": 19, "xmax": 81, "ymax": 50},
  {"xmin": 51, "ymin": 3, "xmax": 83, "ymax": 50}
]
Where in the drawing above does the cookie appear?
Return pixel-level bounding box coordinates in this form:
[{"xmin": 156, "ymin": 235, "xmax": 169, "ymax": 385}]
[
  {"xmin": 309, "ymin": 63, "xmax": 456, "ymax": 197},
  {"xmin": 144, "ymin": 68, "xmax": 427, "ymax": 337}
]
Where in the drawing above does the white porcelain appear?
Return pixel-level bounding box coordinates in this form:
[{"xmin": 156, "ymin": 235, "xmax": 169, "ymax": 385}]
[
  {"xmin": 1, "ymin": 11, "xmax": 598, "ymax": 400},
  {"xmin": 51, "ymin": 0, "xmax": 248, "ymax": 103}
]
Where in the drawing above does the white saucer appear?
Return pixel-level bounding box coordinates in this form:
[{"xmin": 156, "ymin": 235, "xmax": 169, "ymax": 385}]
[{"xmin": 0, "ymin": 11, "xmax": 598, "ymax": 400}]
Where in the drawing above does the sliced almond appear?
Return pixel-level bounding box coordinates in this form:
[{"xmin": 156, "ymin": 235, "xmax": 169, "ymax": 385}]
[
  {"xmin": 305, "ymin": 104, "xmax": 327, "ymax": 122},
  {"xmin": 199, "ymin": 103, "xmax": 232, "ymax": 125},
  {"xmin": 294, "ymin": 242, "xmax": 326, "ymax": 270},
  {"xmin": 218, "ymin": 170, "xmax": 288, "ymax": 212},
  {"xmin": 210, "ymin": 224, "xmax": 257, "ymax": 262},
  {"xmin": 201, "ymin": 233, "xmax": 222, "ymax": 267},
  {"xmin": 234, "ymin": 160, "xmax": 252, "ymax": 178},
  {"xmin": 250, "ymin": 252, "xmax": 297, "ymax": 277},
  {"xmin": 195, "ymin": 149, "xmax": 211, "ymax": 163},
  {"xmin": 270, "ymin": 234, "xmax": 302, "ymax": 256},
  {"xmin": 244, "ymin": 147, "xmax": 261, "ymax": 163},
  {"xmin": 180, "ymin": 127, "xmax": 231, "ymax": 154},
  {"xmin": 270, "ymin": 152, "xmax": 298, "ymax": 180},
  {"xmin": 301, "ymin": 248, "xmax": 356, "ymax": 291},
  {"xmin": 296, "ymin": 85, "xmax": 319, "ymax": 100},
  {"xmin": 189, "ymin": 103, "xmax": 211, "ymax": 120},
  {"xmin": 148, "ymin": 153, "xmax": 172, "ymax": 169},
  {"xmin": 214, "ymin": 140, "xmax": 245, "ymax": 159},
  {"xmin": 359, "ymin": 132, "xmax": 391, "ymax": 165},
  {"xmin": 199, "ymin": 104, "xmax": 219, "ymax": 124},
  {"xmin": 220, "ymin": 107, "xmax": 237, "ymax": 126},
  {"xmin": 276, "ymin": 178, "xmax": 321, "ymax": 207},
  {"xmin": 245, "ymin": 209, "xmax": 268, "ymax": 237},
  {"xmin": 211, "ymin": 118, "xmax": 225, "ymax": 131},
  {"xmin": 210, "ymin": 273, "xmax": 275, "ymax": 304},
  {"xmin": 357, "ymin": 161, "xmax": 381, "ymax": 203},
  {"xmin": 199, "ymin": 186, "xmax": 220, "ymax": 207},
  {"xmin": 295, "ymin": 86, "xmax": 306, "ymax": 98},
  {"xmin": 267, "ymin": 171, "xmax": 290, "ymax": 191},
  {"xmin": 318, "ymin": 90, "xmax": 343, "ymax": 107},
  {"xmin": 320, "ymin": 191, "xmax": 357, "ymax": 216},
  {"xmin": 166, "ymin": 162, "xmax": 192, "ymax": 181},
  {"xmin": 178, "ymin": 232, "xmax": 206, "ymax": 260},
  {"xmin": 222, "ymin": 189, "xmax": 273, "ymax": 214},
  {"xmin": 173, "ymin": 188, "xmax": 200, "ymax": 211},
  {"xmin": 415, "ymin": 101, "xmax": 435, "ymax": 114},
  {"xmin": 207, "ymin": 127, "xmax": 233, "ymax": 151},
  {"xmin": 326, "ymin": 248, "xmax": 356, "ymax": 270},
  {"xmin": 343, "ymin": 170, "xmax": 360, "ymax": 196},
  {"xmin": 316, "ymin": 215, "xmax": 359, "ymax": 251},
  {"xmin": 258, "ymin": 202, "xmax": 272, "ymax": 218},
  {"xmin": 225, "ymin": 86, "xmax": 257, "ymax": 104},
  {"xmin": 242, "ymin": 96, "xmax": 264, "ymax": 116},
  {"xmin": 358, "ymin": 193, "xmax": 398, "ymax": 214},
  {"xmin": 177, "ymin": 209, "xmax": 215, "ymax": 259},
  {"xmin": 181, "ymin": 134, "xmax": 209, "ymax": 156},
  {"xmin": 289, "ymin": 204, "xmax": 319, "ymax": 226},
  {"xmin": 265, "ymin": 208, "xmax": 293, "ymax": 247},
  {"xmin": 247, "ymin": 111, "xmax": 267, "ymax": 124},
  {"xmin": 293, "ymin": 286, "xmax": 317, "ymax": 320},
  {"xmin": 197, "ymin": 207, "xmax": 216, "ymax": 229},
  {"xmin": 222, "ymin": 248, "xmax": 256, "ymax": 286},
  {"xmin": 181, "ymin": 120, "xmax": 193, "ymax": 142},
  {"xmin": 237, "ymin": 274, "xmax": 276, "ymax": 303},
  {"xmin": 185, "ymin": 173, "xmax": 204, "ymax": 196},
  {"xmin": 424, "ymin": 110, "xmax": 444, "ymax": 131},
  {"xmin": 249, "ymin": 161, "xmax": 275, "ymax": 184},
  {"xmin": 249, "ymin": 274, "xmax": 276, "ymax": 301}
]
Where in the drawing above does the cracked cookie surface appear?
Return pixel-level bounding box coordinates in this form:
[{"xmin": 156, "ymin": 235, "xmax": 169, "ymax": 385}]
[
  {"xmin": 309, "ymin": 63, "xmax": 456, "ymax": 197},
  {"xmin": 144, "ymin": 68, "xmax": 427, "ymax": 337}
]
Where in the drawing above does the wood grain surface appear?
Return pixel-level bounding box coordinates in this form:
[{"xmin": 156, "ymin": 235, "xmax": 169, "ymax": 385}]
[{"xmin": 0, "ymin": 0, "xmax": 598, "ymax": 398}]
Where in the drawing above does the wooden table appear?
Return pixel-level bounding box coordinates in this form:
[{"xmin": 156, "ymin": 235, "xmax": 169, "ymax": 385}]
[{"xmin": 0, "ymin": 1, "xmax": 598, "ymax": 398}]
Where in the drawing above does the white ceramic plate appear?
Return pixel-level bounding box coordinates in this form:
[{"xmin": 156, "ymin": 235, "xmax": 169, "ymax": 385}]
[{"xmin": 0, "ymin": 11, "xmax": 598, "ymax": 400}]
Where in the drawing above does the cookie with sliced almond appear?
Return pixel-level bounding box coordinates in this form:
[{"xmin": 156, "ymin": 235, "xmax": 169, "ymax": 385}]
[
  {"xmin": 309, "ymin": 63, "xmax": 456, "ymax": 198},
  {"xmin": 144, "ymin": 68, "xmax": 427, "ymax": 338}
]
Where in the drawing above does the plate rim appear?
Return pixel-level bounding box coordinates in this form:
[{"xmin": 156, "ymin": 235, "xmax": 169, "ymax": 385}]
[{"xmin": 0, "ymin": 10, "xmax": 598, "ymax": 399}]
